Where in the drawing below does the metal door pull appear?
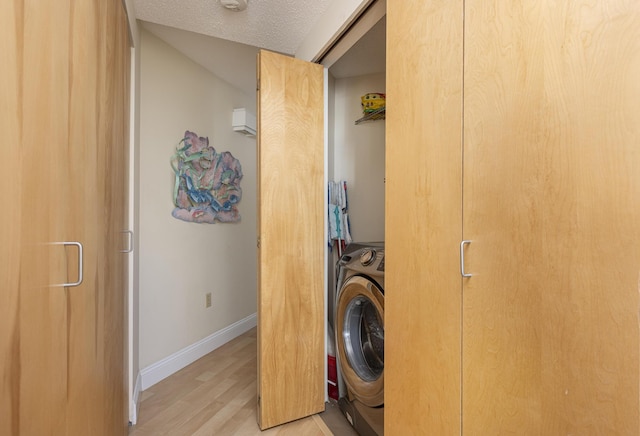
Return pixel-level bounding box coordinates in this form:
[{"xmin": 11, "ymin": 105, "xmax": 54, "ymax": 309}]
[
  {"xmin": 460, "ymin": 240, "xmax": 472, "ymax": 278},
  {"xmin": 120, "ymin": 230, "xmax": 133, "ymax": 253},
  {"xmin": 50, "ymin": 241, "xmax": 84, "ymax": 287}
]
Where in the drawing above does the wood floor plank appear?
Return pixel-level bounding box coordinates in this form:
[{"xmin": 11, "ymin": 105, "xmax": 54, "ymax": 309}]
[
  {"xmin": 129, "ymin": 328, "xmax": 333, "ymax": 436},
  {"xmin": 190, "ymin": 382, "xmax": 256, "ymax": 435}
]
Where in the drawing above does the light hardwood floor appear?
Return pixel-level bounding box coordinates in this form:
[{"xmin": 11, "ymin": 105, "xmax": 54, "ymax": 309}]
[{"xmin": 129, "ymin": 328, "xmax": 335, "ymax": 435}]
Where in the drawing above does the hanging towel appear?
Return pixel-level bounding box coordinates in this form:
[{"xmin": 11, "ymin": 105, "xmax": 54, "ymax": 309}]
[{"xmin": 328, "ymin": 180, "xmax": 352, "ymax": 253}]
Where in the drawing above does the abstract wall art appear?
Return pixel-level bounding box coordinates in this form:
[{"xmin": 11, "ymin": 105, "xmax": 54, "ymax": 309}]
[{"xmin": 170, "ymin": 130, "xmax": 243, "ymax": 224}]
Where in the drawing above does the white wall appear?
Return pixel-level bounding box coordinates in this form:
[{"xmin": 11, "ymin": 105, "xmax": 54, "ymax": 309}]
[
  {"xmin": 138, "ymin": 30, "xmax": 257, "ymax": 371},
  {"xmin": 330, "ymin": 72, "xmax": 386, "ymax": 243}
]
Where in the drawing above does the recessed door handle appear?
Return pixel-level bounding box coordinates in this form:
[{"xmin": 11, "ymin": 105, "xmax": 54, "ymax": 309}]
[
  {"xmin": 50, "ymin": 241, "xmax": 83, "ymax": 287},
  {"xmin": 460, "ymin": 240, "xmax": 472, "ymax": 278}
]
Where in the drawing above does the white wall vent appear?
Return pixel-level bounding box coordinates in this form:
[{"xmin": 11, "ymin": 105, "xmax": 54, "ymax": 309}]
[{"xmin": 232, "ymin": 108, "xmax": 256, "ymax": 137}]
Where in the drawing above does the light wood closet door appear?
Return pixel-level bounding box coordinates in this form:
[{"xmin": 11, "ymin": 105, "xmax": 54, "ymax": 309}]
[
  {"xmin": 0, "ymin": 1, "xmax": 130, "ymax": 434},
  {"xmin": 463, "ymin": 1, "xmax": 640, "ymax": 434},
  {"xmin": 385, "ymin": 0, "xmax": 464, "ymax": 434},
  {"xmin": 256, "ymin": 50, "xmax": 325, "ymax": 430},
  {"xmin": 387, "ymin": 0, "xmax": 640, "ymax": 434}
]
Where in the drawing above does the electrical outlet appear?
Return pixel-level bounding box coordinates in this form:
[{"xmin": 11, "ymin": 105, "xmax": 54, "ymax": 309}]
[{"xmin": 205, "ymin": 293, "xmax": 212, "ymax": 308}]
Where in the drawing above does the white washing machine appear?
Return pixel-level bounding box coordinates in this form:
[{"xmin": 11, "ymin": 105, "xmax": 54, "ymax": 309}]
[{"xmin": 334, "ymin": 243, "xmax": 385, "ymax": 436}]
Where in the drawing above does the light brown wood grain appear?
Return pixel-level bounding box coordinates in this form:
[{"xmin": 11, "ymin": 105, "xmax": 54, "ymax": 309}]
[
  {"xmin": 257, "ymin": 50, "xmax": 325, "ymax": 430},
  {"xmin": 101, "ymin": 2, "xmax": 131, "ymax": 432},
  {"xmin": 1, "ymin": 1, "xmax": 130, "ymax": 434},
  {"xmin": 387, "ymin": 0, "xmax": 639, "ymax": 434},
  {"xmin": 463, "ymin": 2, "xmax": 549, "ymax": 432},
  {"xmin": 19, "ymin": 1, "xmax": 73, "ymax": 433},
  {"xmin": 385, "ymin": 0, "xmax": 464, "ymax": 434},
  {"xmin": 463, "ymin": 1, "xmax": 640, "ymax": 434},
  {"xmin": 0, "ymin": 1, "xmax": 24, "ymax": 434}
]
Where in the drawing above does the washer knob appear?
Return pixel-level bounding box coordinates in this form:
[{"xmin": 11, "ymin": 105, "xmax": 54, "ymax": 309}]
[{"xmin": 360, "ymin": 249, "xmax": 376, "ymax": 266}]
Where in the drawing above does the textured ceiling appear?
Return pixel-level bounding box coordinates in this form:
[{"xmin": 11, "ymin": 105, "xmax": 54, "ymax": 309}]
[
  {"xmin": 133, "ymin": 0, "xmax": 334, "ymax": 55},
  {"xmin": 132, "ymin": 0, "xmax": 385, "ymax": 96}
]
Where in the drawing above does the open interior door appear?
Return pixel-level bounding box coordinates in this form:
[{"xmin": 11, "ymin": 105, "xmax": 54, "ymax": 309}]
[{"xmin": 256, "ymin": 50, "xmax": 325, "ymax": 430}]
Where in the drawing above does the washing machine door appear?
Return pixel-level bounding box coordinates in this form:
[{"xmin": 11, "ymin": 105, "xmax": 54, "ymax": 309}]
[{"xmin": 336, "ymin": 275, "xmax": 384, "ymax": 407}]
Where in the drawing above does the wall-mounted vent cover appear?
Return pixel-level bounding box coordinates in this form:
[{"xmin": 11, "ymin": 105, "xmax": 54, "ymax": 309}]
[{"xmin": 232, "ymin": 108, "xmax": 256, "ymax": 137}]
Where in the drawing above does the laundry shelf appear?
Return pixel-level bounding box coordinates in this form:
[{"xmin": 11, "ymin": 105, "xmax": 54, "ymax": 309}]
[{"xmin": 355, "ymin": 107, "xmax": 386, "ymax": 125}]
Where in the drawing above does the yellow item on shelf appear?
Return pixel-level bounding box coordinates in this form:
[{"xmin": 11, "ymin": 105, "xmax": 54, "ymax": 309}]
[{"xmin": 361, "ymin": 93, "xmax": 386, "ymax": 113}]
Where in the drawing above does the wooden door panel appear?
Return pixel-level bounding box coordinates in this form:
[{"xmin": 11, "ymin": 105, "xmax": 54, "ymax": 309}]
[
  {"xmin": 1, "ymin": 1, "xmax": 130, "ymax": 434},
  {"xmin": 385, "ymin": 1, "xmax": 464, "ymax": 434},
  {"xmin": 66, "ymin": 0, "xmax": 130, "ymax": 433},
  {"xmin": 0, "ymin": 0, "xmax": 22, "ymax": 430},
  {"xmin": 18, "ymin": 1, "xmax": 73, "ymax": 433},
  {"xmin": 463, "ymin": 1, "xmax": 640, "ymax": 433},
  {"xmin": 463, "ymin": 2, "xmax": 546, "ymax": 432},
  {"xmin": 100, "ymin": 1, "xmax": 130, "ymax": 430},
  {"xmin": 67, "ymin": 0, "xmax": 103, "ymax": 432},
  {"xmin": 257, "ymin": 50, "xmax": 325, "ymax": 430}
]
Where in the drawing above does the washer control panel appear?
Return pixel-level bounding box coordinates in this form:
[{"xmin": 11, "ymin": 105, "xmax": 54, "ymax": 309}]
[
  {"xmin": 340, "ymin": 246, "xmax": 385, "ymax": 276},
  {"xmin": 376, "ymin": 253, "xmax": 385, "ymax": 272}
]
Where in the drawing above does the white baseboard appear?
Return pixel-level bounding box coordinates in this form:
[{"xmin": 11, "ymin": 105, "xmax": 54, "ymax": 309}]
[
  {"xmin": 129, "ymin": 372, "xmax": 143, "ymax": 425},
  {"xmin": 139, "ymin": 313, "xmax": 257, "ymax": 391}
]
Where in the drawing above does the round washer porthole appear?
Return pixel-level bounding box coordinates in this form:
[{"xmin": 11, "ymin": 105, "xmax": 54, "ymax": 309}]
[{"xmin": 336, "ymin": 275, "xmax": 384, "ymax": 407}]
